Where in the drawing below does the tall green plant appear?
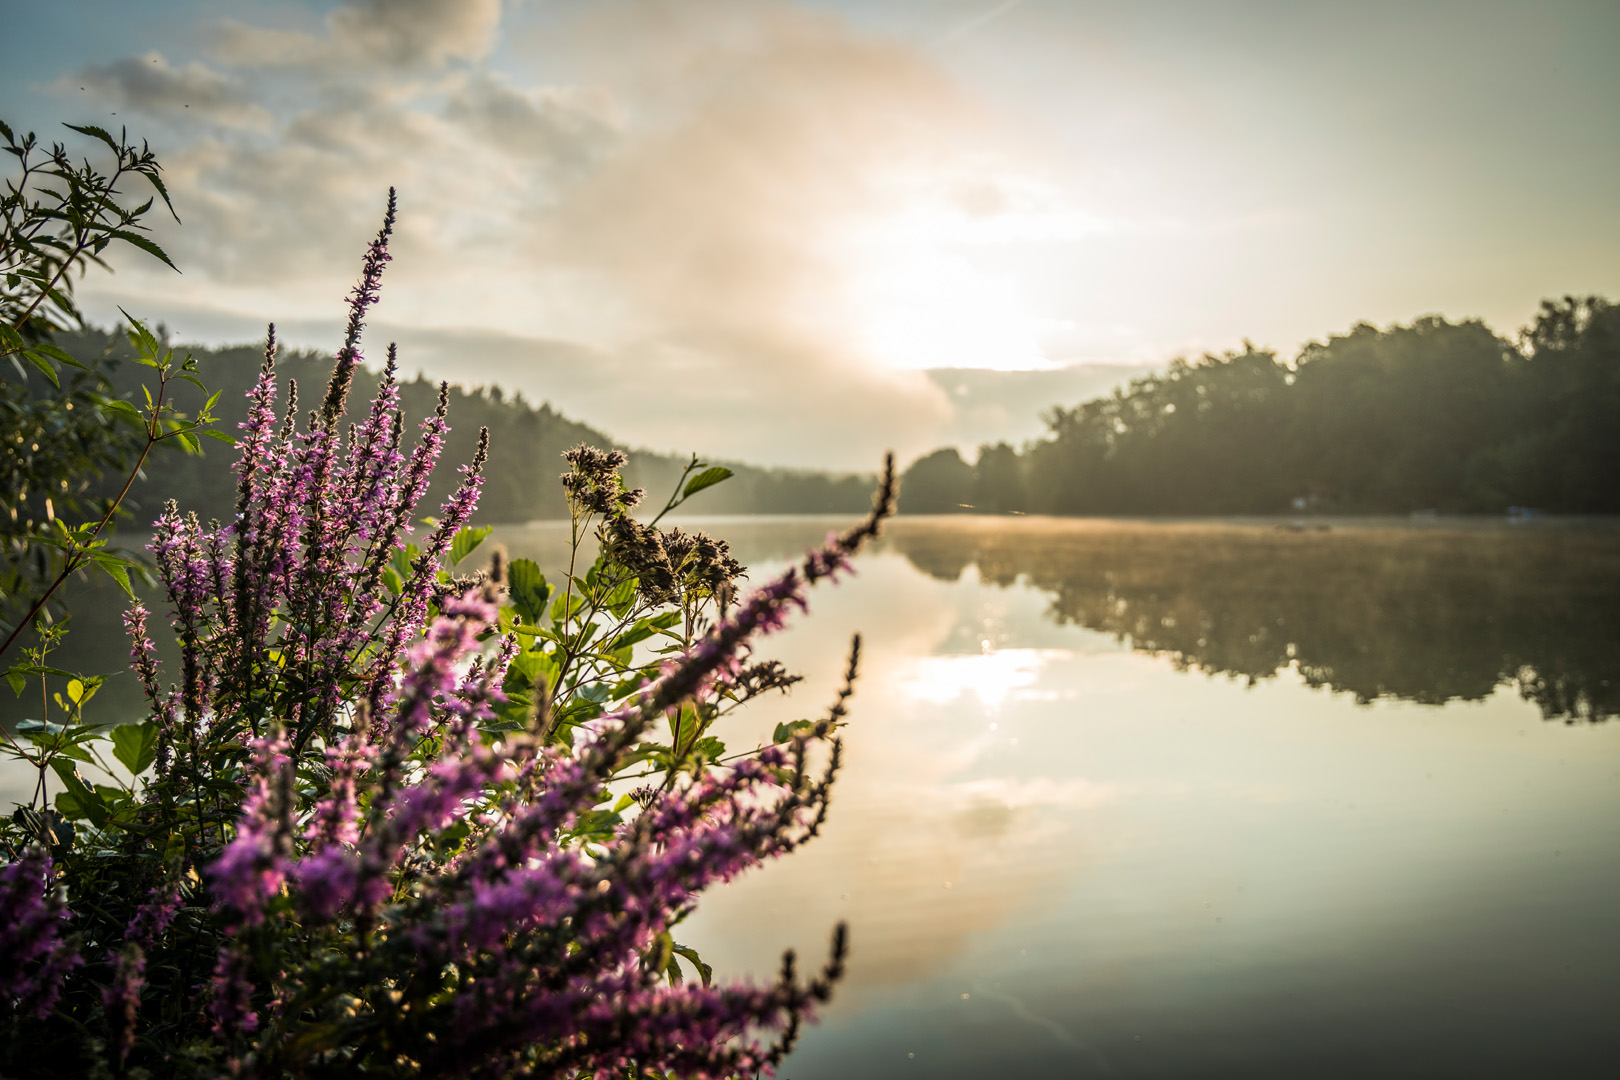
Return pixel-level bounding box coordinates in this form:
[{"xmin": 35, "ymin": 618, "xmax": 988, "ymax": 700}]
[
  {"xmin": 1, "ymin": 120, "xmax": 221, "ymax": 654},
  {"xmin": 0, "ymin": 183, "xmax": 896, "ymax": 1077}
]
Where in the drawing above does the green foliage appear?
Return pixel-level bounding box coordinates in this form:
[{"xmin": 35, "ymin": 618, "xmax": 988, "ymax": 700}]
[
  {"xmin": 1, "ymin": 119, "xmax": 218, "ymax": 653},
  {"xmin": 897, "ymin": 447, "xmax": 975, "ymax": 513},
  {"xmin": 1, "ymin": 120, "xmax": 176, "ymax": 351},
  {"xmin": 43, "ymin": 326, "xmax": 880, "ymax": 526},
  {"xmin": 902, "ymin": 302, "xmax": 1620, "ymax": 517}
]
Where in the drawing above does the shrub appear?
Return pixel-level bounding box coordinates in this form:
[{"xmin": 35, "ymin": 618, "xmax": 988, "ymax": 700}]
[{"xmin": 1, "ymin": 179, "xmax": 895, "ymax": 1076}]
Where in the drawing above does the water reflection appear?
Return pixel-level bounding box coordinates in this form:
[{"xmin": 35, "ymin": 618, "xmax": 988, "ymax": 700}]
[
  {"xmin": 9, "ymin": 516, "xmax": 1620, "ymax": 1073},
  {"xmin": 659, "ymin": 517, "xmax": 1620, "ymax": 1078},
  {"xmin": 886, "ymin": 517, "xmax": 1620, "ymax": 722}
]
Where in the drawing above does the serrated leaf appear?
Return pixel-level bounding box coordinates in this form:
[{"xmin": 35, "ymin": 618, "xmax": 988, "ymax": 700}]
[
  {"xmin": 508, "ymin": 558, "xmax": 552, "ymax": 625},
  {"xmin": 141, "ymin": 168, "xmax": 178, "ymax": 221},
  {"xmin": 64, "ymin": 123, "xmax": 120, "ymax": 153},
  {"xmin": 93, "ymin": 555, "xmax": 136, "ymax": 600},
  {"xmin": 107, "ymin": 229, "xmax": 178, "ymax": 271},
  {"xmin": 682, "ymin": 466, "xmax": 733, "ymax": 500},
  {"xmin": 120, "ymin": 309, "xmax": 161, "ymax": 358},
  {"xmin": 449, "ymin": 525, "xmax": 493, "ymax": 566},
  {"xmin": 203, "ymin": 430, "xmax": 238, "ymax": 445}
]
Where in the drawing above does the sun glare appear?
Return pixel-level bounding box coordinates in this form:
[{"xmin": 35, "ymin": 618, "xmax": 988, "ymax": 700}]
[
  {"xmin": 855, "ymin": 245, "xmax": 1048, "ymax": 371},
  {"xmin": 898, "ymin": 648, "xmax": 1064, "ymax": 708},
  {"xmin": 841, "ymin": 168, "xmax": 1116, "ymax": 372}
]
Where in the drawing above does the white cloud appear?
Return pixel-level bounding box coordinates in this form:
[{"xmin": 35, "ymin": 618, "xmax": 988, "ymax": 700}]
[{"xmin": 67, "ymin": 0, "xmax": 1082, "ymax": 468}]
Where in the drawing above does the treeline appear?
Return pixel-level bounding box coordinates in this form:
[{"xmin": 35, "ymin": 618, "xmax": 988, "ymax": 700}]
[
  {"xmin": 901, "ymin": 296, "xmax": 1620, "ymax": 516},
  {"xmin": 56, "ymin": 329, "xmax": 875, "ymax": 525}
]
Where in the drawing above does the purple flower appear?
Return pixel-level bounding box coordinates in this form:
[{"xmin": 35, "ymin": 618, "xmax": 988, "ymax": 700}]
[
  {"xmin": 0, "ymin": 848, "xmax": 82, "ymax": 1019},
  {"xmin": 208, "ymin": 733, "xmax": 293, "ymax": 927},
  {"xmin": 210, "ymin": 945, "xmax": 259, "ymax": 1037}
]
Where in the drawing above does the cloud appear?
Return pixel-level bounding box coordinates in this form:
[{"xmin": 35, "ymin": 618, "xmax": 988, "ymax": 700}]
[
  {"xmin": 216, "ymin": 0, "xmax": 501, "ymax": 71},
  {"xmin": 69, "ymin": 0, "xmax": 1065, "ymax": 468},
  {"xmin": 61, "ymin": 52, "xmax": 271, "ymax": 129},
  {"xmin": 443, "ymin": 75, "xmax": 619, "ymax": 174}
]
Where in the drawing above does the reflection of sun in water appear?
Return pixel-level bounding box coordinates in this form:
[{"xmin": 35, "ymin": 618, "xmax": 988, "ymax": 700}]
[{"xmin": 899, "ymin": 648, "xmax": 1064, "ymax": 708}]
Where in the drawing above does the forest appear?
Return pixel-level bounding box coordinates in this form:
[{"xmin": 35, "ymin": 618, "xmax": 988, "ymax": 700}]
[
  {"xmin": 902, "ymin": 298, "xmax": 1620, "ymax": 516},
  {"xmin": 13, "ymin": 297, "xmax": 1618, "ymax": 535},
  {"xmin": 13, "ymin": 328, "xmax": 877, "ymax": 531}
]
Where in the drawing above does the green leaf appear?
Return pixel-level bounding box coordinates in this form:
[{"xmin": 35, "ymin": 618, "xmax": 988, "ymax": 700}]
[
  {"xmin": 504, "ymin": 648, "xmax": 559, "ymax": 696},
  {"xmin": 671, "ymin": 944, "xmax": 714, "ymax": 988},
  {"xmin": 111, "ymin": 721, "xmax": 159, "ymax": 776},
  {"xmin": 606, "ymin": 619, "xmax": 660, "ymax": 652},
  {"xmin": 120, "ymin": 310, "xmax": 162, "ymax": 359},
  {"xmin": 203, "ymin": 430, "xmax": 239, "ymax": 445},
  {"xmin": 108, "ymin": 229, "xmax": 178, "ymax": 271},
  {"xmin": 691, "ymin": 736, "xmax": 727, "ymax": 762},
  {"xmin": 603, "ymin": 576, "xmax": 637, "ymax": 620},
  {"xmin": 172, "ymin": 429, "xmax": 201, "ymax": 455},
  {"xmin": 772, "ymin": 719, "xmax": 817, "ymax": 744},
  {"xmin": 92, "ymin": 554, "xmax": 136, "ymax": 600},
  {"xmin": 64, "ymin": 122, "xmax": 120, "ymax": 153},
  {"xmin": 5, "ymin": 666, "xmax": 27, "ymax": 696},
  {"xmin": 682, "ymin": 466, "xmax": 733, "ymax": 500},
  {"xmin": 49, "ymin": 760, "xmax": 107, "ymax": 827},
  {"xmin": 550, "ymin": 590, "xmax": 585, "ymax": 623},
  {"xmin": 449, "ymin": 525, "xmax": 493, "ymax": 567},
  {"xmin": 391, "ymin": 542, "xmax": 420, "ymax": 583},
  {"xmin": 141, "ymin": 168, "xmax": 178, "ymax": 221},
  {"xmin": 102, "ymin": 399, "xmax": 145, "ymax": 424},
  {"xmin": 29, "ymin": 341, "xmax": 87, "ymax": 370},
  {"xmin": 508, "ymin": 558, "xmax": 552, "ymax": 624},
  {"xmin": 20, "ymin": 349, "xmax": 59, "ymax": 387}
]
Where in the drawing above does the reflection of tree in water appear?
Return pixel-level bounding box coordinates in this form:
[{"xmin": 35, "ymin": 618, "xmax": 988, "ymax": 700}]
[{"xmin": 888, "ymin": 519, "xmax": 1620, "ymax": 722}]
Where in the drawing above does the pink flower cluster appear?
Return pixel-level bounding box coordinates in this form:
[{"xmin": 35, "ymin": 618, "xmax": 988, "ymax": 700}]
[{"xmin": 104, "ymin": 191, "xmax": 899, "ymax": 1075}]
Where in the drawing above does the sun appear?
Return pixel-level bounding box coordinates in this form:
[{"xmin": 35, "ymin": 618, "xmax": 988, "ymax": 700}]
[{"xmin": 837, "ymin": 166, "xmax": 1106, "ymax": 372}]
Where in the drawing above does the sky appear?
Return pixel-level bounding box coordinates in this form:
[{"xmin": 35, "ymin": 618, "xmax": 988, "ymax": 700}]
[{"xmin": 4, "ymin": 0, "xmax": 1618, "ymax": 470}]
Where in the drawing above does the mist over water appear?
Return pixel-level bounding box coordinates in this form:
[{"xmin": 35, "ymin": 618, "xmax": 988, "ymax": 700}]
[
  {"xmin": 12, "ymin": 515, "xmax": 1619, "ymax": 1076},
  {"xmin": 638, "ymin": 516, "xmax": 1620, "ymax": 1078}
]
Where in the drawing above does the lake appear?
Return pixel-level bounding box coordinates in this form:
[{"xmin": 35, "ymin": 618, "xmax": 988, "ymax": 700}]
[
  {"xmin": 10, "ymin": 514, "xmax": 1620, "ymax": 1076},
  {"xmin": 506, "ymin": 515, "xmax": 1620, "ymax": 1079}
]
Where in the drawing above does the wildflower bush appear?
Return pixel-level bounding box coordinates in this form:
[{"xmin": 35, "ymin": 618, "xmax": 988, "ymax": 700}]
[{"xmin": 1, "ymin": 127, "xmax": 896, "ymax": 1077}]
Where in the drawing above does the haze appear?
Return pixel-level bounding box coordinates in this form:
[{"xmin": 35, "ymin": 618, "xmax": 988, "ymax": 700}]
[{"xmin": 4, "ymin": 0, "xmax": 1617, "ymax": 469}]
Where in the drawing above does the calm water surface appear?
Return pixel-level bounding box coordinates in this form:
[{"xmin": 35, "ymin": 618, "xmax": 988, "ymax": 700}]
[
  {"xmin": 13, "ymin": 515, "xmax": 1620, "ymax": 1076},
  {"xmin": 508, "ymin": 515, "xmax": 1620, "ymax": 1079}
]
